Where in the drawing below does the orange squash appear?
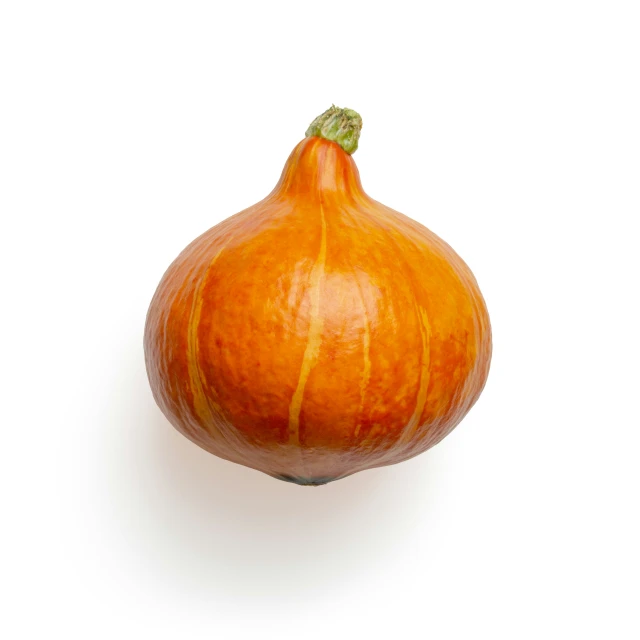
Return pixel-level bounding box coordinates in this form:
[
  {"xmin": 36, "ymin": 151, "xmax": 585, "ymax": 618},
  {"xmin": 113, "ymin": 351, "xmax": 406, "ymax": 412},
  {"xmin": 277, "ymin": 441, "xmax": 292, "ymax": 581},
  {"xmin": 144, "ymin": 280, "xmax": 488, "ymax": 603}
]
[{"xmin": 144, "ymin": 106, "xmax": 491, "ymax": 485}]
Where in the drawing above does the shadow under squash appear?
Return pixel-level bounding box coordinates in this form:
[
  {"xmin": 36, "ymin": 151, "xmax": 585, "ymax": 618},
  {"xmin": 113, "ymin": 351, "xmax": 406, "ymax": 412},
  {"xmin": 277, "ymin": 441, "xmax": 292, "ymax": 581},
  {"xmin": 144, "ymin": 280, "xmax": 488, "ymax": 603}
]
[{"xmin": 101, "ymin": 341, "xmax": 441, "ymax": 604}]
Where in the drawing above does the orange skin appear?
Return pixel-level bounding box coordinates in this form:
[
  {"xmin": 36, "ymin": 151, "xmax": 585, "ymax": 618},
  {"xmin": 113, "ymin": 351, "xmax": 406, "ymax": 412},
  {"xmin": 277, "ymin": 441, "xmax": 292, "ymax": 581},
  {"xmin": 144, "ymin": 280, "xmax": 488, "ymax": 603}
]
[{"xmin": 144, "ymin": 136, "xmax": 492, "ymax": 485}]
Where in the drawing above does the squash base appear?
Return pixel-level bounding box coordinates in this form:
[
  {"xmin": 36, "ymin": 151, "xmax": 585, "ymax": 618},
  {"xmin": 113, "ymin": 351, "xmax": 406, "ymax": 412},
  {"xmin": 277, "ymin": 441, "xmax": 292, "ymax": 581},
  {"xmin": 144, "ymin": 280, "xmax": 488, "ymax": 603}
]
[{"xmin": 273, "ymin": 473, "xmax": 336, "ymax": 486}]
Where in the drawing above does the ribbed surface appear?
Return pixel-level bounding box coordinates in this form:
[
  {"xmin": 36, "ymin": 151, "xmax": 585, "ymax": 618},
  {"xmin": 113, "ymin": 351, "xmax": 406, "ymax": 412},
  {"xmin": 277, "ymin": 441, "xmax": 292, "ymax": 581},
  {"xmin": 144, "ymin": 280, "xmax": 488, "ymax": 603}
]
[{"xmin": 144, "ymin": 136, "xmax": 492, "ymax": 483}]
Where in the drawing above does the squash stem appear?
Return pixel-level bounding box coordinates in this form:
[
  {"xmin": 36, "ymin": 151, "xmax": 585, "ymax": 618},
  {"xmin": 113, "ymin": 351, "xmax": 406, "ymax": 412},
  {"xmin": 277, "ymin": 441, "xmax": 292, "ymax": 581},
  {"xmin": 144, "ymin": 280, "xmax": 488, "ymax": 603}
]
[{"xmin": 305, "ymin": 105, "xmax": 362, "ymax": 154}]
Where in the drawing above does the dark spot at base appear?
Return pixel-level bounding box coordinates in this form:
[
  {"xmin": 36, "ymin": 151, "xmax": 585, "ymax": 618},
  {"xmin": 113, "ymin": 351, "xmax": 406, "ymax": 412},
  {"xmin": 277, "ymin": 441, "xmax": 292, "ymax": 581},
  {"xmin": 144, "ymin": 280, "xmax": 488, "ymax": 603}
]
[{"xmin": 273, "ymin": 474, "xmax": 336, "ymax": 486}]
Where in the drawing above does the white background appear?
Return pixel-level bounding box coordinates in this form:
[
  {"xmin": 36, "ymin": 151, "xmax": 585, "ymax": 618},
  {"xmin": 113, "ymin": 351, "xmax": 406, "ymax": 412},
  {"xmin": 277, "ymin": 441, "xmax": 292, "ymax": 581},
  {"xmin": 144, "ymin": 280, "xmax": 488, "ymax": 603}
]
[{"xmin": 1, "ymin": 1, "xmax": 639, "ymax": 638}]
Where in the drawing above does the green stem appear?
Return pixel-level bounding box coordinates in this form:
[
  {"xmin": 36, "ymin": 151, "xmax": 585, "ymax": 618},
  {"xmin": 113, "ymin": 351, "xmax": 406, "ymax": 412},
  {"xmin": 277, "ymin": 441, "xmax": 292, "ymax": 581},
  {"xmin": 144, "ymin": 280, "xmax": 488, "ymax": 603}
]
[{"xmin": 305, "ymin": 105, "xmax": 362, "ymax": 155}]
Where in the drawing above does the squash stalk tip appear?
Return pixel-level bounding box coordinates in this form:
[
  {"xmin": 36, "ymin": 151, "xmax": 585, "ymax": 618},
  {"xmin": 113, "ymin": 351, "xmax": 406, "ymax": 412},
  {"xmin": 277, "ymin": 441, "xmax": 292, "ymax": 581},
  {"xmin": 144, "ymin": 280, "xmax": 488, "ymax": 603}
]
[{"xmin": 305, "ymin": 105, "xmax": 362, "ymax": 155}]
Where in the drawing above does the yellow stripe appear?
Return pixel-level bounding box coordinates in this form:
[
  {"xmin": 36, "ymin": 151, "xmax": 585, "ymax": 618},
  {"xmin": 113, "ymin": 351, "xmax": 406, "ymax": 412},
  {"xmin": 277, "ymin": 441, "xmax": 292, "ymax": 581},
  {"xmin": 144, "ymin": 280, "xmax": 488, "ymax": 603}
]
[
  {"xmin": 399, "ymin": 304, "xmax": 431, "ymax": 443},
  {"xmin": 346, "ymin": 201, "xmax": 431, "ymax": 446},
  {"xmin": 353, "ymin": 280, "xmax": 371, "ymax": 439},
  {"xmin": 187, "ymin": 242, "xmax": 229, "ymax": 426},
  {"xmin": 160, "ymin": 236, "xmax": 212, "ymax": 439},
  {"xmin": 288, "ymin": 203, "xmax": 327, "ymax": 444}
]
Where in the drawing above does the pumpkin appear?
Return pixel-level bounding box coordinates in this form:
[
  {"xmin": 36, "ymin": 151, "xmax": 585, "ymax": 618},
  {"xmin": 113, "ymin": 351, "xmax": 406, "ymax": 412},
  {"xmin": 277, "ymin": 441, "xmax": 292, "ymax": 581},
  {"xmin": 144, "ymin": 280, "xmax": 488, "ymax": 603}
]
[{"xmin": 144, "ymin": 106, "xmax": 491, "ymax": 485}]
